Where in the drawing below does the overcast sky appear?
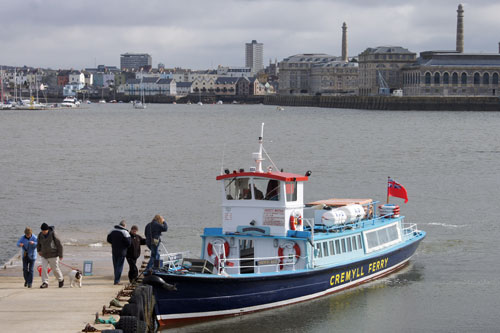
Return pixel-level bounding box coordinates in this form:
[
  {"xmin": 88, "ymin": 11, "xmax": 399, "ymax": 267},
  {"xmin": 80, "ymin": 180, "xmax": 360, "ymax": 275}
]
[{"xmin": 1, "ymin": 0, "xmax": 499, "ymax": 70}]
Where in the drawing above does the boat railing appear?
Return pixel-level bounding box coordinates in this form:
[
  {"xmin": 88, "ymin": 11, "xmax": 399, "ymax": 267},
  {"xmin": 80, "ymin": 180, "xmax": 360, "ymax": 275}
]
[
  {"xmin": 217, "ymin": 254, "xmax": 307, "ymax": 275},
  {"xmin": 159, "ymin": 243, "xmax": 191, "ymax": 270},
  {"xmin": 401, "ymin": 223, "xmax": 419, "ymax": 240}
]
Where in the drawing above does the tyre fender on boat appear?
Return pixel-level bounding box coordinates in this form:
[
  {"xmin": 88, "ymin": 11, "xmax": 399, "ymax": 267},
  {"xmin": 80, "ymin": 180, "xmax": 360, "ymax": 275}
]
[
  {"xmin": 278, "ymin": 241, "xmax": 301, "ymax": 270},
  {"xmin": 289, "ymin": 213, "xmax": 303, "ymax": 231},
  {"xmin": 207, "ymin": 238, "xmax": 230, "ymax": 269}
]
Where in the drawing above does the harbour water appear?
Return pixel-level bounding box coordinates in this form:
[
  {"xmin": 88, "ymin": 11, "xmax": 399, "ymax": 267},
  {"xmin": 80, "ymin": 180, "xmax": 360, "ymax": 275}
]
[{"xmin": 1, "ymin": 104, "xmax": 499, "ymax": 332}]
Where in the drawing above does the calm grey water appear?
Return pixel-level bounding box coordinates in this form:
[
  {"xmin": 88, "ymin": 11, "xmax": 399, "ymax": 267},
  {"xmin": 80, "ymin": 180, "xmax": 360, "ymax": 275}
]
[{"xmin": 1, "ymin": 104, "xmax": 499, "ymax": 332}]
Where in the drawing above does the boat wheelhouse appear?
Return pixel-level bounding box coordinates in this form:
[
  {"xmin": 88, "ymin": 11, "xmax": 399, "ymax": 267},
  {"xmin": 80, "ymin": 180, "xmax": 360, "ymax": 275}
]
[{"xmin": 149, "ymin": 124, "xmax": 425, "ymax": 327}]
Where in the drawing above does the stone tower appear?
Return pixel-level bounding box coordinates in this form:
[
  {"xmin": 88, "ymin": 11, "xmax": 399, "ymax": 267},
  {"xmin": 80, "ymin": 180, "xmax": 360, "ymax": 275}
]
[
  {"xmin": 456, "ymin": 4, "xmax": 464, "ymax": 53},
  {"xmin": 342, "ymin": 22, "xmax": 348, "ymax": 62}
]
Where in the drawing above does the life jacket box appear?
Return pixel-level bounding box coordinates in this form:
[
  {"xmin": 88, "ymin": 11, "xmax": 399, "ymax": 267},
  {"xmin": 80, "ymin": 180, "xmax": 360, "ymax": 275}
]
[{"xmin": 182, "ymin": 258, "xmax": 214, "ymax": 274}]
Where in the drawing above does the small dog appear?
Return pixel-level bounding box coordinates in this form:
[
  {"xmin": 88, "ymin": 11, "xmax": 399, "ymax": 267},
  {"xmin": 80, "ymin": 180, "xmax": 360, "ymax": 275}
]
[{"xmin": 68, "ymin": 269, "xmax": 83, "ymax": 288}]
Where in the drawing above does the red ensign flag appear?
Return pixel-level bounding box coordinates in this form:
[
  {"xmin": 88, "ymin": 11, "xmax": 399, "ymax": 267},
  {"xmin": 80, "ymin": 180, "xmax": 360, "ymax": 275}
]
[{"xmin": 387, "ymin": 178, "xmax": 408, "ymax": 203}]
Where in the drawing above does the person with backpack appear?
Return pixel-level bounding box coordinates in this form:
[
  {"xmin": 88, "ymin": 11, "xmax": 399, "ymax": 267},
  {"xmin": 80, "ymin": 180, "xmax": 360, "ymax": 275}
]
[{"xmin": 37, "ymin": 223, "xmax": 64, "ymax": 288}]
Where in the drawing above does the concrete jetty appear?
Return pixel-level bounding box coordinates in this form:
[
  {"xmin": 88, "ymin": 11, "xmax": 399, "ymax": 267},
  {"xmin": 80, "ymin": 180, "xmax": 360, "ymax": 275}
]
[{"xmin": 0, "ymin": 246, "xmax": 135, "ymax": 332}]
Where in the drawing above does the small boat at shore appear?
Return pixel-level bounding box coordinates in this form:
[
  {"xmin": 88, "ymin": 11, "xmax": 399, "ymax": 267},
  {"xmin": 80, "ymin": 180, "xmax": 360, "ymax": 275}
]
[
  {"xmin": 149, "ymin": 123, "xmax": 425, "ymax": 328},
  {"xmin": 60, "ymin": 97, "xmax": 80, "ymax": 108}
]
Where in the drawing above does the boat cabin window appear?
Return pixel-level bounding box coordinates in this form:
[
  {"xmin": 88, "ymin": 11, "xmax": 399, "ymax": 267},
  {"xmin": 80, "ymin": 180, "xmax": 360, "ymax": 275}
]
[
  {"xmin": 364, "ymin": 223, "xmax": 400, "ymax": 252},
  {"xmin": 315, "ymin": 243, "xmax": 323, "ymax": 258},
  {"xmin": 224, "ymin": 178, "xmax": 252, "ymax": 200},
  {"xmin": 351, "ymin": 236, "xmax": 357, "ymax": 251},
  {"xmin": 254, "ymin": 178, "xmax": 276, "ymax": 200},
  {"xmin": 285, "ymin": 181, "xmax": 297, "ymax": 202},
  {"xmin": 335, "ymin": 239, "xmax": 341, "ymax": 254},
  {"xmin": 323, "ymin": 242, "xmax": 329, "ymax": 256}
]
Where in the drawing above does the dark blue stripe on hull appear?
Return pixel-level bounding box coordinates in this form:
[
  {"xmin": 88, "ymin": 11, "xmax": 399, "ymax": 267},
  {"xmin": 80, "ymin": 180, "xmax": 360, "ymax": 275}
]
[{"xmin": 154, "ymin": 238, "xmax": 422, "ymax": 317}]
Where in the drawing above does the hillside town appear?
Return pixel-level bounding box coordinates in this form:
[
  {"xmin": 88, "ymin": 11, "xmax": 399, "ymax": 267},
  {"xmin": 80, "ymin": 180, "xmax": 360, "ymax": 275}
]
[{"xmin": 1, "ymin": 4, "xmax": 500, "ymax": 107}]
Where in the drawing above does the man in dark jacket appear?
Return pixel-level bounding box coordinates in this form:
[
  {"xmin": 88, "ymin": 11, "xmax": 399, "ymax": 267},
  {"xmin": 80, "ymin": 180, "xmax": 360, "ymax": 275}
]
[
  {"xmin": 126, "ymin": 225, "xmax": 146, "ymax": 282},
  {"xmin": 37, "ymin": 223, "xmax": 64, "ymax": 288},
  {"xmin": 144, "ymin": 214, "xmax": 168, "ymax": 273},
  {"xmin": 107, "ymin": 220, "xmax": 131, "ymax": 285}
]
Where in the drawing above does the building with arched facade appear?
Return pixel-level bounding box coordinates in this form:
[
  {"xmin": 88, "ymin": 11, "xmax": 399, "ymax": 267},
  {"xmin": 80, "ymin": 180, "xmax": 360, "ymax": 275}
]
[{"xmin": 402, "ymin": 51, "xmax": 500, "ymax": 96}]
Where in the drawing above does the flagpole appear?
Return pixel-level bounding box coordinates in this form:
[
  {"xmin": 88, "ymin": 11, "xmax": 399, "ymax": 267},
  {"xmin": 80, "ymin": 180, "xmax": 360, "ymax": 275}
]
[{"xmin": 386, "ymin": 176, "xmax": 390, "ymax": 204}]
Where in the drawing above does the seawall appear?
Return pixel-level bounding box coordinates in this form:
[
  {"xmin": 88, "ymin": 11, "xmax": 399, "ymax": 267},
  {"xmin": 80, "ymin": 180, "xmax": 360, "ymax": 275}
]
[{"xmin": 264, "ymin": 95, "xmax": 500, "ymax": 111}]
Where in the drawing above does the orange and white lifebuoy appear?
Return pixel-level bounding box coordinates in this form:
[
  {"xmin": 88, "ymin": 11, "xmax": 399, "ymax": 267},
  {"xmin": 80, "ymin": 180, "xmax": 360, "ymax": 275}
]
[
  {"xmin": 207, "ymin": 239, "xmax": 230, "ymax": 270},
  {"xmin": 289, "ymin": 213, "xmax": 303, "ymax": 231},
  {"xmin": 278, "ymin": 242, "xmax": 301, "ymax": 270}
]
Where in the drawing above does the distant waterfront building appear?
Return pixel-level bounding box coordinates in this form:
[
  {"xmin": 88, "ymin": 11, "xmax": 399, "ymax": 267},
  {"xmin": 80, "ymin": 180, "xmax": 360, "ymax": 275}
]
[
  {"xmin": 192, "ymin": 77, "xmax": 216, "ymax": 93},
  {"xmin": 217, "ymin": 66, "xmax": 252, "ymax": 78},
  {"xmin": 120, "ymin": 53, "xmax": 152, "ymax": 71},
  {"xmin": 278, "ymin": 23, "xmax": 357, "ymax": 95},
  {"xmin": 245, "ymin": 40, "xmax": 264, "ymax": 73},
  {"xmin": 310, "ymin": 60, "xmax": 358, "ymax": 95},
  {"xmin": 69, "ymin": 71, "xmax": 85, "ymax": 85},
  {"xmin": 248, "ymin": 77, "xmax": 266, "ymax": 96},
  {"xmin": 401, "ymin": 4, "xmax": 500, "ymax": 97},
  {"xmin": 358, "ymin": 46, "xmax": 417, "ymax": 95},
  {"xmin": 176, "ymin": 82, "xmax": 193, "ymax": 95},
  {"xmin": 402, "ymin": 51, "xmax": 500, "ymax": 96},
  {"xmin": 93, "ymin": 72, "xmax": 115, "ymax": 88},
  {"xmin": 278, "ymin": 54, "xmax": 341, "ymax": 94},
  {"xmin": 83, "ymin": 72, "xmax": 93, "ymax": 86},
  {"xmin": 119, "ymin": 77, "xmax": 176, "ymax": 96},
  {"xmin": 215, "ymin": 77, "xmax": 250, "ymax": 96},
  {"xmin": 57, "ymin": 70, "xmax": 71, "ymax": 88}
]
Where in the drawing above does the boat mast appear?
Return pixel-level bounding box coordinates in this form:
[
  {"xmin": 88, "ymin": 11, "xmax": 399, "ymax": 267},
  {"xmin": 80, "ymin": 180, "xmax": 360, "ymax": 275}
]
[
  {"xmin": 254, "ymin": 122, "xmax": 265, "ymax": 172},
  {"xmin": 0, "ymin": 67, "xmax": 4, "ymax": 104},
  {"xmin": 14, "ymin": 68, "xmax": 17, "ymax": 102},
  {"xmin": 386, "ymin": 176, "xmax": 390, "ymax": 204}
]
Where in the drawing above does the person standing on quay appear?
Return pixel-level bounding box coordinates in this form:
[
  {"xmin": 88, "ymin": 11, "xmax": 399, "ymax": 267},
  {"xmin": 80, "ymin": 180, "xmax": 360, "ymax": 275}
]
[
  {"xmin": 107, "ymin": 220, "xmax": 131, "ymax": 285},
  {"xmin": 145, "ymin": 215, "xmax": 168, "ymax": 273},
  {"xmin": 126, "ymin": 225, "xmax": 146, "ymax": 283},
  {"xmin": 37, "ymin": 223, "xmax": 64, "ymax": 289},
  {"xmin": 16, "ymin": 227, "xmax": 37, "ymax": 288}
]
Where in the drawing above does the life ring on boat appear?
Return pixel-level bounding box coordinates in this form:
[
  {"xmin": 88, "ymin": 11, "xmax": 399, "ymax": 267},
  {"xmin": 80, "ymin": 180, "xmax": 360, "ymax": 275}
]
[
  {"xmin": 278, "ymin": 242, "xmax": 301, "ymax": 270},
  {"xmin": 207, "ymin": 239, "xmax": 230, "ymax": 270},
  {"xmin": 289, "ymin": 213, "xmax": 303, "ymax": 231}
]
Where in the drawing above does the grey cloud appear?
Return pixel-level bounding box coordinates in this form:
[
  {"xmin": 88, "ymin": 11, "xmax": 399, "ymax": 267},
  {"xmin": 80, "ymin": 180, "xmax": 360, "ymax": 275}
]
[{"xmin": 1, "ymin": 0, "xmax": 499, "ymax": 69}]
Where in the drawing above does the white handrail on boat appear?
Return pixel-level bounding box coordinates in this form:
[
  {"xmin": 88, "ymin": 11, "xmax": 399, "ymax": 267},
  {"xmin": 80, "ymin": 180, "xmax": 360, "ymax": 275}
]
[
  {"xmin": 218, "ymin": 254, "xmax": 307, "ymax": 275},
  {"xmin": 302, "ymin": 217, "xmax": 315, "ymax": 268},
  {"xmin": 401, "ymin": 223, "xmax": 419, "ymax": 240},
  {"xmin": 159, "ymin": 243, "xmax": 191, "ymax": 270}
]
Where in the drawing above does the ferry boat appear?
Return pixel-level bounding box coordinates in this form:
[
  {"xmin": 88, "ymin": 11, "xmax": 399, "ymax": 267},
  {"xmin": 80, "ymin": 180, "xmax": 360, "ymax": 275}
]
[{"xmin": 150, "ymin": 123, "xmax": 426, "ymax": 327}]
